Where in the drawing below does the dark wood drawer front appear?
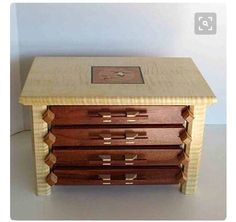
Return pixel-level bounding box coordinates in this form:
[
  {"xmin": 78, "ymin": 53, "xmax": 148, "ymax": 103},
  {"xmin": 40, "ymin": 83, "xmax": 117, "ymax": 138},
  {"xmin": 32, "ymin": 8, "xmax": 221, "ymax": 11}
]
[
  {"xmin": 51, "ymin": 166, "xmax": 184, "ymax": 185},
  {"xmin": 52, "ymin": 146, "xmax": 186, "ymax": 167},
  {"xmin": 50, "ymin": 126, "xmax": 185, "ymax": 146},
  {"xmin": 47, "ymin": 105, "xmax": 186, "ymax": 125}
]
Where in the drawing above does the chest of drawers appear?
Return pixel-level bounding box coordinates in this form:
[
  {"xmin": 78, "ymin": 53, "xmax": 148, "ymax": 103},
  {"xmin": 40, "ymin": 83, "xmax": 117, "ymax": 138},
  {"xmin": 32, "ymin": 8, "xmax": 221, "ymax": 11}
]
[{"xmin": 19, "ymin": 57, "xmax": 216, "ymax": 195}]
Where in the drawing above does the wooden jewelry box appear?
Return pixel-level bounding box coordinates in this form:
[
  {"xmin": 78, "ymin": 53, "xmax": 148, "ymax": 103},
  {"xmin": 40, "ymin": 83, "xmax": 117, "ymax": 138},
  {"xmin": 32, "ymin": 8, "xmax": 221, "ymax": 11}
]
[{"xmin": 19, "ymin": 57, "xmax": 216, "ymax": 196}]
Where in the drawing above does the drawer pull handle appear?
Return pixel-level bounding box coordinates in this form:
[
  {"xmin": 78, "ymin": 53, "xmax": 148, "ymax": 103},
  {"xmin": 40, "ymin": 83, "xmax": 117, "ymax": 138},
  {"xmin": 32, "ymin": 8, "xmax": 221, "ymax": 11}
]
[
  {"xmin": 125, "ymin": 132, "xmax": 139, "ymax": 140},
  {"xmin": 99, "ymin": 174, "xmax": 111, "ymax": 184},
  {"xmin": 46, "ymin": 172, "xmax": 58, "ymax": 186},
  {"xmin": 90, "ymin": 154, "xmax": 140, "ymax": 165},
  {"xmin": 182, "ymin": 108, "xmax": 194, "ymax": 123},
  {"xmin": 98, "ymin": 174, "xmax": 137, "ymax": 185},
  {"xmin": 178, "ymin": 151, "xmax": 189, "ymax": 165},
  {"xmin": 98, "ymin": 111, "xmax": 112, "ymax": 118},
  {"xmin": 45, "ymin": 153, "xmax": 57, "ymax": 168},
  {"xmin": 95, "ymin": 131, "xmax": 147, "ymax": 144},
  {"xmin": 99, "ymin": 154, "xmax": 111, "ymax": 162},
  {"xmin": 125, "ymin": 174, "xmax": 137, "ymax": 181},
  {"xmin": 179, "ymin": 131, "xmax": 192, "ymax": 145},
  {"xmin": 90, "ymin": 110, "xmax": 148, "ymax": 120},
  {"xmin": 99, "ymin": 133, "xmax": 112, "ymax": 141},
  {"xmin": 125, "ymin": 154, "xmax": 138, "ymax": 161},
  {"xmin": 126, "ymin": 111, "xmax": 139, "ymax": 118},
  {"xmin": 98, "ymin": 155, "xmax": 111, "ymax": 165},
  {"xmin": 98, "ymin": 154, "xmax": 138, "ymax": 165}
]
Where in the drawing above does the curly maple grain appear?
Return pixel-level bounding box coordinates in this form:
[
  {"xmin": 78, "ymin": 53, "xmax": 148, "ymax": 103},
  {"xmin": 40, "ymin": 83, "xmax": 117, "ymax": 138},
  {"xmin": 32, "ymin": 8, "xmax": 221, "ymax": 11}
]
[
  {"xmin": 180, "ymin": 105, "xmax": 206, "ymax": 194},
  {"xmin": 32, "ymin": 106, "xmax": 51, "ymax": 195},
  {"xmin": 19, "ymin": 57, "xmax": 216, "ymax": 106}
]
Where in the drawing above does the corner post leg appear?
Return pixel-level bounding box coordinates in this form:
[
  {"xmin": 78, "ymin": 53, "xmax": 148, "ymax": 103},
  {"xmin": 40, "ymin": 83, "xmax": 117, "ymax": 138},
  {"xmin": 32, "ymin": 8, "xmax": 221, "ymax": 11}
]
[
  {"xmin": 31, "ymin": 106, "xmax": 51, "ymax": 195},
  {"xmin": 181, "ymin": 105, "xmax": 206, "ymax": 194}
]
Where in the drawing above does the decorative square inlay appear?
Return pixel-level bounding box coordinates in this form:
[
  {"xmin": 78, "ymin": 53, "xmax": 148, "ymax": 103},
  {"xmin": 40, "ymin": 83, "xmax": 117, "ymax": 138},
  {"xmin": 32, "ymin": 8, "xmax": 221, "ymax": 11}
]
[{"xmin": 91, "ymin": 66, "xmax": 144, "ymax": 84}]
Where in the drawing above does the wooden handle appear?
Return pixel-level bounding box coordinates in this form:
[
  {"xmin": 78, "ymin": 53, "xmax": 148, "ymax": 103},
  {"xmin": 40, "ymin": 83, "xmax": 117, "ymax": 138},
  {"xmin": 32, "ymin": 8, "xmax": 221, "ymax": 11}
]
[
  {"xmin": 45, "ymin": 153, "xmax": 57, "ymax": 168},
  {"xmin": 46, "ymin": 172, "xmax": 58, "ymax": 186},
  {"xmin": 42, "ymin": 109, "xmax": 55, "ymax": 124},
  {"xmin": 179, "ymin": 130, "xmax": 192, "ymax": 145},
  {"xmin": 177, "ymin": 151, "xmax": 189, "ymax": 165}
]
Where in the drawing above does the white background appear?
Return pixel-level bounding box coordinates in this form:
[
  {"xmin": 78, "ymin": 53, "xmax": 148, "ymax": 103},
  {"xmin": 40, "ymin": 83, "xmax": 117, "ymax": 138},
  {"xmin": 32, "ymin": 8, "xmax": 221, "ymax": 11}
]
[
  {"xmin": 10, "ymin": 3, "xmax": 226, "ymax": 134},
  {"xmin": 3, "ymin": 0, "xmax": 236, "ymax": 221}
]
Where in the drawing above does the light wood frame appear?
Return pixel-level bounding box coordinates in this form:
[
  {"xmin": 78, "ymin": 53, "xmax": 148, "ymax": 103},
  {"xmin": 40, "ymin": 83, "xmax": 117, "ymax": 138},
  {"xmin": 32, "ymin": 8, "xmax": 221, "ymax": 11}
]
[
  {"xmin": 32, "ymin": 106, "xmax": 51, "ymax": 195},
  {"xmin": 180, "ymin": 105, "xmax": 206, "ymax": 194}
]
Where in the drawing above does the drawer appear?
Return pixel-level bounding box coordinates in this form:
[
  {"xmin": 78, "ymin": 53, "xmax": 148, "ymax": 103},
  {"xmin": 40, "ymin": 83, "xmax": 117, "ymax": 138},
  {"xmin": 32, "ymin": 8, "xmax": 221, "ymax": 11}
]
[
  {"xmin": 43, "ymin": 105, "xmax": 190, "ymax": 125},
  {"xmin": 46, "ymin": 125, "xmax": 190, "ymax": 147},
  {"xmin": 46, "ymin": 166, "xmax": 186, "ymax": 186},
  {"xmin": 46, "ymin": 146, "xmax": 189, "ymax": 167}
]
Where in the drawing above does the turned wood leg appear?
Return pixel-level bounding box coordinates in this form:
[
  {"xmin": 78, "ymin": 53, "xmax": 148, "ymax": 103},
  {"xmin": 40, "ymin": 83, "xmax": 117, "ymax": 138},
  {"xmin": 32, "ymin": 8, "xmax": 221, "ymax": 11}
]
[
  {"xmin": 181, "ymin": 105, "xmax": 206, "ymax": 194},
  {"xmin": 31, "ymin": 106, "xmax": 51, "ymax": 195}
]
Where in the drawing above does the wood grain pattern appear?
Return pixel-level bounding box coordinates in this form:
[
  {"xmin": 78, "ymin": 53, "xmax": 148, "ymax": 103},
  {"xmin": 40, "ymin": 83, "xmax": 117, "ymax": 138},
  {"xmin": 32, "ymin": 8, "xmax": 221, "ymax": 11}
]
[
  {"xmin": 19, "ymin": 57, "xmax": 216, "ymax": 105},
  {"xmin": 31, "ymin": 106, "xmax": 51, "ymax": 195},
  {"xmin": 50, "ymin": 126, "xmax": 185, "ymax": 146},
  {"xmin": 180, "ymin": 105, "xmax": 206, "ymax": 194},
  {"xmin": 52, "ymin": 146, "xmax": 185, "ymax": 166},
  {"xmin": 49, "ymin": 105, "xmax": 186, "ymax": 125},
  {"xmin": 52, "ymin": 166, "xmax": 182, "ymax": 185},
  {"xmin": 42, "ymin": 108, "xmax": 55, "ymax": 124},
  {"xmin": 19, "ymin": 56, "xmax": 216, "ymax": 195}
]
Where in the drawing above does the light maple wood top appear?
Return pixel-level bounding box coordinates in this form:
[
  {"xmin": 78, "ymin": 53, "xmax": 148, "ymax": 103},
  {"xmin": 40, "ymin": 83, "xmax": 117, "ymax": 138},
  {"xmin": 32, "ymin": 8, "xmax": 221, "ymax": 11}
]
[{"xmin": 19, "ymin": 57, "xmax": 216, "ymax": 105}]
